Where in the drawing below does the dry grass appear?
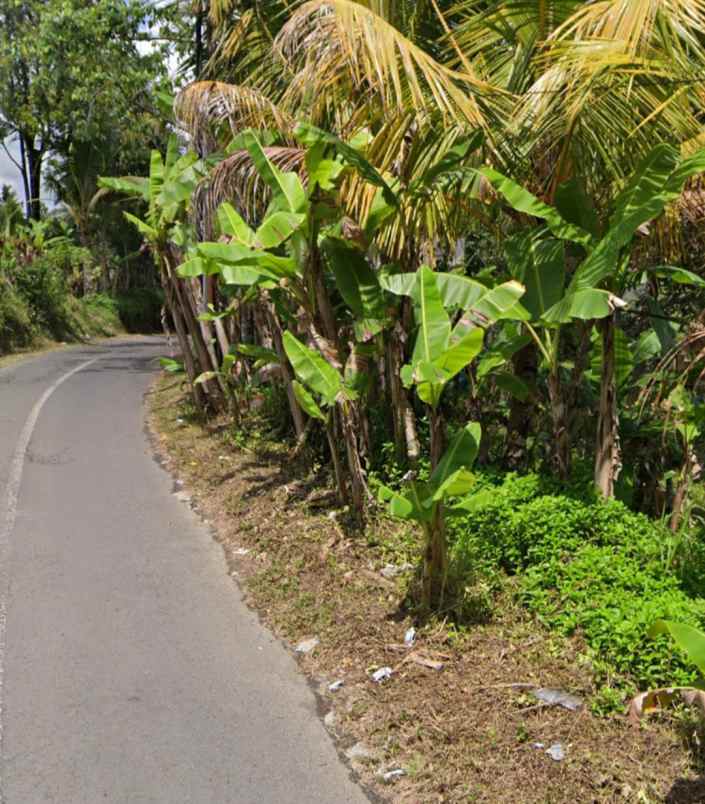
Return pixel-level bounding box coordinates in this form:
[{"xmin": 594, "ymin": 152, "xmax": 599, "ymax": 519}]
[{"xmin": 147, "ymin": 375, "xmax": 705, "ymax": 804}]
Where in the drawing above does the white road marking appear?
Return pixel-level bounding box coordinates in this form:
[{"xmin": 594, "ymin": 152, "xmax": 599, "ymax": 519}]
[{"xmin": 0, "ymin": 356, "xmax": 100, "ymax": 802}]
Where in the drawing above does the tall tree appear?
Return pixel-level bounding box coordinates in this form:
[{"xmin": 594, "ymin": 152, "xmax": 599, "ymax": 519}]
[{"xmin": 0, "ymin": 0, "xmax": 169, "ymax": 219}]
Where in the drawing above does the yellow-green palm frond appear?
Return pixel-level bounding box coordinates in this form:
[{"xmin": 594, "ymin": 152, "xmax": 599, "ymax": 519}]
[
  {"xmin": 338, "ymin": 117, "xmax": 489, "ymax": 260},
  {"xmin": 551, "ymin": 0, "xmax": 705, "ymax": 62},
  {"xmin": 207, "ymin": 0, "xmax": 238, "ymax": 28},
  {"xmin": 511, "ymin": 0, "xmax": 705, "ymax": 186},
  {"xmin": 175, "ymin": 81, "xmax": 295, "ymax": 147},
  {"xmin": 451, "ymin": 1, "xmax": 581, "ymax": 90},
  {"xmin": 274, "ymin": 0, "xmax": 500, "ymax": 128}
]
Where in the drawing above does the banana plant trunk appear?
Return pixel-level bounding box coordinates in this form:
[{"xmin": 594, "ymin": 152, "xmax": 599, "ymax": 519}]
[
  {"xmin": 164, "ymin": 249, "xmax": 222, "ymax": 407},
  {"xmin": 158, "ymin": 259, "xmax": 206, "ymax": 411},
  {"xmin": 326, "ymin": 411, "xmax": 348, "ymax": 506},
  {"xmin": 422, "ymin": 506, "xmax": 447, "ymax": 612},
  {"xmin": 386, "ymin": 324, "xmax": 420, "ymax": 464},
  {"xmin": 429, "ymin": 406, "xmax": 445, "ymax": 470},
  {"xmin": 265, "ymin": 302, "xmax": 306, "ymax": 438},
  {"xmin": 595, "ymin": 314, "xmax": 621, "ymax": 498},
  {"xmin": 309, "ymin": 245, "xmax": 369, "ymax": 516},
  {"xmin": 547, "ymin": 369, "xmax": 571, "ymax": 481},
  {"xmin": 419, "ymin": 405, "xmax": 448, "ymax": 611},
  {"xmin": 339, "ymin": 401, "xmax": 368, "ymax": 516},
  {"xmin": 505, "ymin": 344, "xmax": 536, "ymax": 468}
]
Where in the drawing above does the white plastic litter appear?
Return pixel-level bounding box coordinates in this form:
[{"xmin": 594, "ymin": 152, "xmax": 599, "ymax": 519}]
[
  {"xmin": 546, "ymin": 743, "xmax": 565, "ymax": 761},
  {"xmin": 380, "ymin": 562, "xmax": 414, "ymax": 579},
  {"xmin": 381, "ymin": 769, "xmax": 406, "ymax": 783},
  {"xmin": 404, "ymin": 627, "xmax": 416, "ymax": 647},
  {"xmin": 371, "ymin": 666, "xmax": 393, "ymax": 683},
  {"xmin": 328, "ymin": 680, "xmax": 344, "ymax": 692},
  {"xmin": 532, "ymin": 688, "xmax": 583, "ymax": 711},
  {"xmin": 295, "ymin": 637, "xmax": 320, "ymax": 654}
]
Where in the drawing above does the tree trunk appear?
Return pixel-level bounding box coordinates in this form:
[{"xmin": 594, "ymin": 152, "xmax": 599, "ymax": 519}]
[
  {"xmin": 164, "ymin": 250, "xmax": 221, "ymax": 406},
  {"xmin": 670, "ymin": 447, "xmax": 700, "ymax": 532},
  {"xmin": 159, "ymin": 261, "xmax": 206, "ymax": 411},
  {"xmin": 386, "ymin": 323, "xmax": 420, "ymax": 464},
  {"xmin": 326, "ymin": 411, "xmax": 348, "ymax": 505},
  {"xmin": 189, "ymin": 277, "xmax": 221, "ymax": 373},
  {"xmin": 21, "ymin": 133, "xmax": 43, "ymax": 220},
  {"xmin": 594, "ymin": 314, "xmax": 621, "ymax": 498},
  {"xmin": 18, "ymin": 134, "xmax": 31, "ymax": 222},
  {"xmin": 308, "ymin": 244, "xmax": 371, "ymax": 516},
  {"xmin": 421, "ymin": 507, "xmax": 448, "ymax": 612},
  {"xmin": 547, "ymin": 369, "xmax": 571, "ymax": 481},
  {"xmin": 429, "ymin": 405, "xmax": 445, "ymax": 471},
  {"xmin": 338, "ymin": 400, "xmax": 370, "ymax": 517},
  {"xmin": 504, "ymin": 343, "xmax": 536, "ymax": 468},
  {"xmin": 194, "ymin": 0, "xmax": 205, "ymax": 78},
  {"xmin": 266, "ymin": 302, "xmax": 306, "ymax": 438}
]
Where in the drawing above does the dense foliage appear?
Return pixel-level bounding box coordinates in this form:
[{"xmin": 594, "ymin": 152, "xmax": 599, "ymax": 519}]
[
  {"xmin": 0, "ymin": 188, "xmax": 162, "ymax": 351},
  {"xmin": 451, "ymin": 473, "xmax": 705, "ymax": 697}
]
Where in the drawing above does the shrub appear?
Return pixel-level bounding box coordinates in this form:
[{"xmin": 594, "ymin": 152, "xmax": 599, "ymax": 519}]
[
  {"xmin": 11, "ymin": 257, "xmax": 74, "ymax": 339},
  {"xmin": 521, "ymin": 545, "xmax": 705, "ymax": 688},
  {"xmin": 449, "ymin": 473, "xmax": 705, "ymax": 694},
  {"xmin": 0, "ymin": 277, "xmax": 36, "ymax": 353}
]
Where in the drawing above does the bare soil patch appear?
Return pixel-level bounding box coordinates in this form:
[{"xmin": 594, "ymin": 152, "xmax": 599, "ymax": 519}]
[{"xmin": 147, "ymin": 375, "xmax": 705, "ymax": 804}]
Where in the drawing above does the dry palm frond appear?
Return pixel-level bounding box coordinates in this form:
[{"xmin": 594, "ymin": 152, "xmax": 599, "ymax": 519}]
[
  {"xmin": 274, "ymin": 0, "xmax": 500, "ymax": 127},
  {"xmin": 175, "ymin": 81, "xmax": 295, "ymax": 148},
  {"xmin": 678, "ymin": 175, "xmax": 705, "ymax": 224},
  {"xmin": 194, "ymin": 146, "xmax": 306, "ymax": 233}
]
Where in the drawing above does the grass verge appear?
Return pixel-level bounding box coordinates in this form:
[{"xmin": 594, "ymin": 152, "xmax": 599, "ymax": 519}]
[{"xmin": 147, "ymin": 374, "xmax": 705, "ymax": 804}]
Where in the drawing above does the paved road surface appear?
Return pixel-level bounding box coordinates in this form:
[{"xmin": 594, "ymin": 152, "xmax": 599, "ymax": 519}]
[{"xmin": 0, "ymin": 338, "xmax": 369, "ymax": 804}]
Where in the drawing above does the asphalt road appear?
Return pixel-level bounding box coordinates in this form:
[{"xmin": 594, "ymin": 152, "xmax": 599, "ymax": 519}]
[{"xmin": 0, "ymin": 338, "xmax": 369, "ymax": 804}]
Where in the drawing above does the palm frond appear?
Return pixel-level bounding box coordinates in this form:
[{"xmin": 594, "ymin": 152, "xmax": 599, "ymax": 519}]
[
  {"xmin": 274, "ymin": 0, "xmax": 500, "ymax": 127},
  {"xmin": 175, "ymin": 81, "xmax": 295, "ymax": 148}
]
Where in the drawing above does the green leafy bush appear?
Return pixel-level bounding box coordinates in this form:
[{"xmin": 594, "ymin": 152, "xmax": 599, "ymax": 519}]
[
  {"xmin": 0, "ymin": 278, "xmax": 36, "ymax": 353},
  {"xmin": 521, "ymin": 545, "xmax": 705, "ymax": 688},
  {"xmin": 11, "ymin": 257, "xmax": 75, "ymax": 339},
  {"xmin": 449, "ymin": 473, "xmax": 705, "ymax": 692}
]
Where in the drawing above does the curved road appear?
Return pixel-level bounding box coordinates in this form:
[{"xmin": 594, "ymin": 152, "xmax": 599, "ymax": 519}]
[{"xmin": 0, "ymin": 338, "xmax": 369, "ymax": 804}]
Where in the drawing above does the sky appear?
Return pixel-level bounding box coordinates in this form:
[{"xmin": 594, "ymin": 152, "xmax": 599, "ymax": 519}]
[{"xmin": 0, "ymin": 137, "xmax": 25, "ymax": 203}]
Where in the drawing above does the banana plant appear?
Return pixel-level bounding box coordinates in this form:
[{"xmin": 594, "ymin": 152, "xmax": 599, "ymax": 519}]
[
  {"xmin": 375, "ymin": 264, "xmax": 522, "ymax": 611},
  {"xmin": 178, "ymin": 131, "xmax": 344, "ymax": 444},
  {"xmin": 661, "ymin": 385, "xmax": 705, "ymax": 533},
  {"xmin": 195, "ymin": 352, "xmax": 241, "ymax": 421},
  {"xmin": 381, "ymin": 264, "xmax": 525, "ymax": 466},
  {"xmin": 378, "ymin": 422, "xmax": 481, "ymax": 612},
  {"xmin": 629, "ymin": 620, "xmax": 705, "ymax": 723},
  {"xmin": 99, "ymin": 138, "xmax": 218, "ymax": 408},
  {"xmin": 282, "ymin": 331, "xmax": 366, "ymax": 511},
  {"xmin": 483, "ymin": 144, "xmax": 705, "ymax": 493}
]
